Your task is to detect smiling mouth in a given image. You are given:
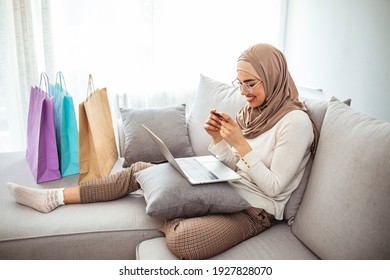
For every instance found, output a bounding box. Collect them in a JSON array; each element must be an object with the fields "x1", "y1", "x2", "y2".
[{"x1": 246, "y1": 95, "x2": 256, "y2": 102}]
